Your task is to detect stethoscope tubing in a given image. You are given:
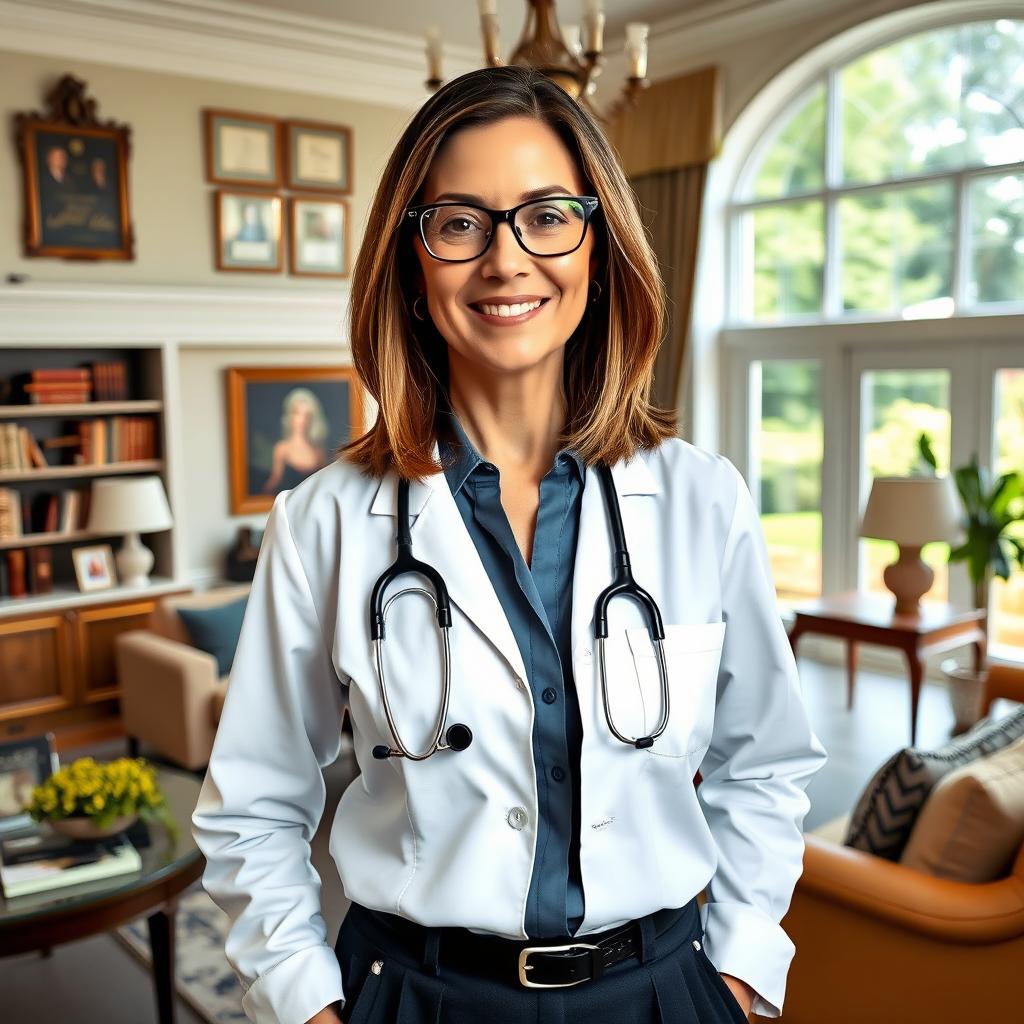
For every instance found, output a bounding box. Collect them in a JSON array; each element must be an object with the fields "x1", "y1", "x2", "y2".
[{"x1": 369, "y1": 461, "x2": 672, "y2": 758}]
